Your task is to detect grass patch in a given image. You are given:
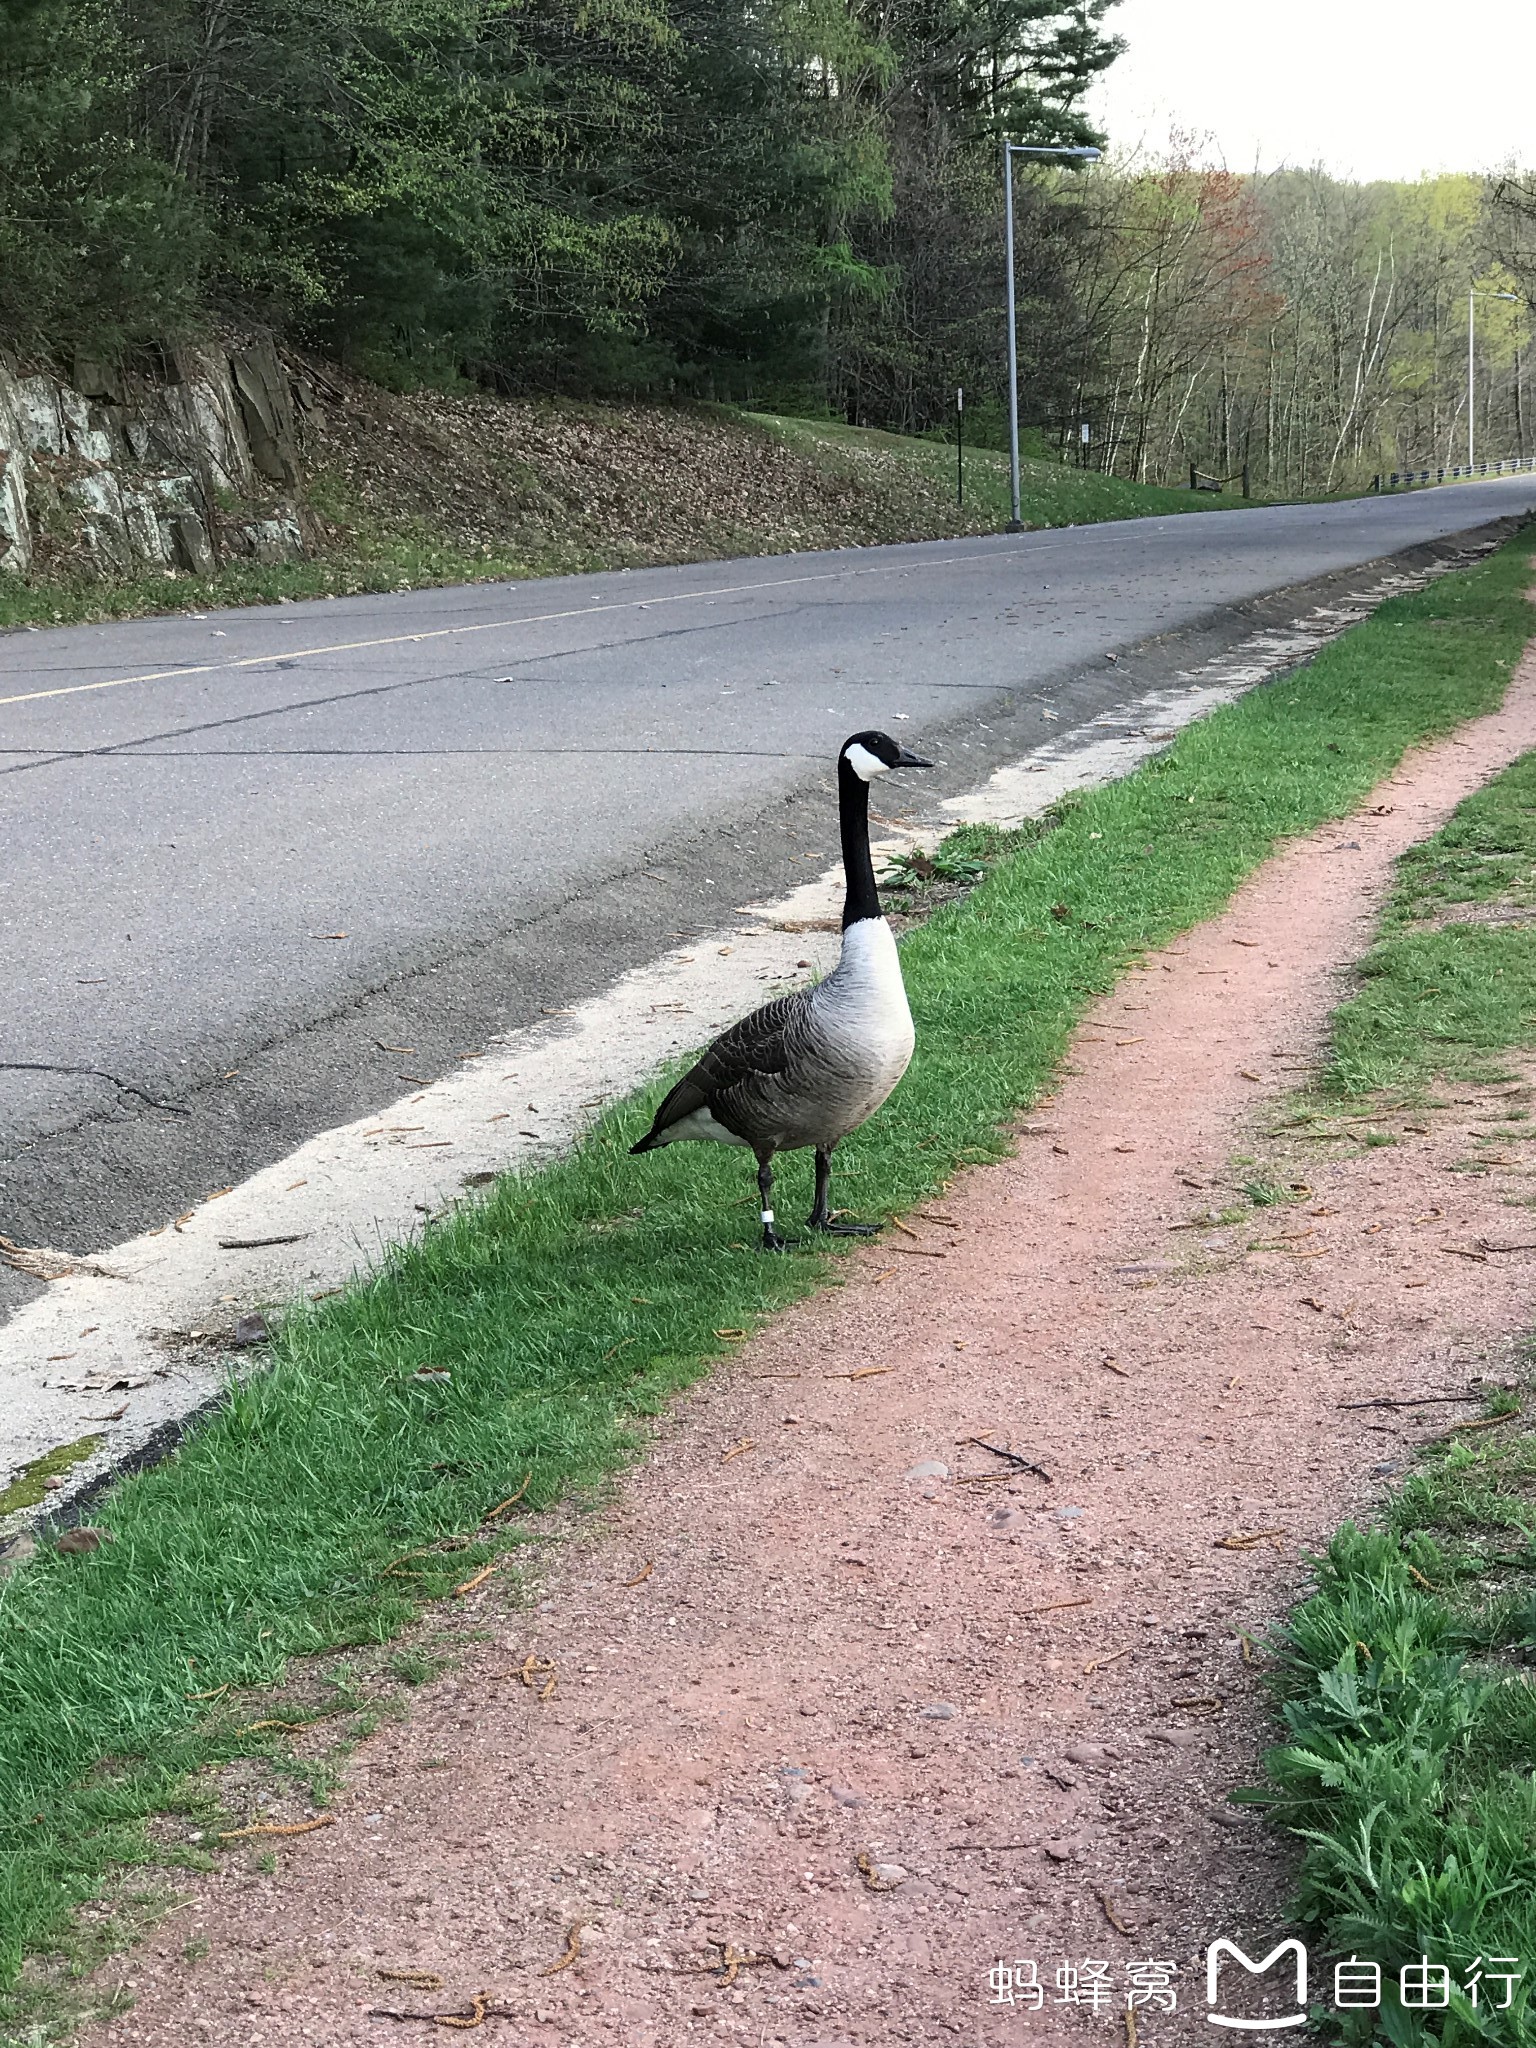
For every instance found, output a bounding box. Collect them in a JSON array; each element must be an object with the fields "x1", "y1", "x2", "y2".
[
  {"x1": 754, "y1": 412, "x2": 1254, "y2": 529},
  {"x1": 0, "y1": 481, "x2": 580, "y2": 633},
  {"x1": 1251, "y1": 1423, "x2": 1536, "y2": 2044},
  {"x1": 0, "y1": 1439, "x2": 101, "y2": 1519},
  {"x1": 1, "y1": 526, "x2": 1532, "y2": 2017},
  {"x1": 1332, "y1": 749, "x2": 1536, "y2": 1095}
]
